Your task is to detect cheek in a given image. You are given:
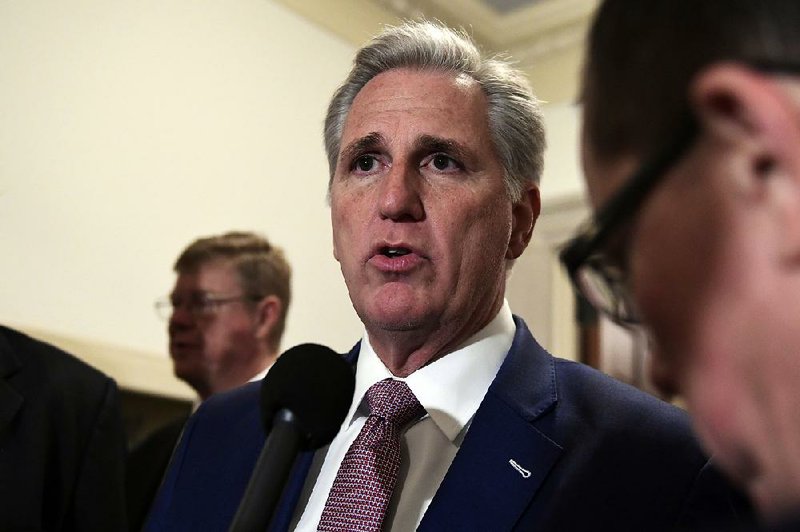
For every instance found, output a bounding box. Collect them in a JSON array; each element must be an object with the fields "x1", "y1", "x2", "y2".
[
  {"x1": 447, "y1": 196, "x2": 508, "y2": 244},
  {"x1": 453, "y1": 206, "x2": 512, "y2": 281},
  {"x1": 684, "y1": 369, "x2": 764, "y2": 488},
  {"x1": 199, "y1": 326, "x2": 222, "y2": 355},
  {"x1": 633, "y1": 202, "x2": 766, "y2": 412},
  {"x1": 628, "y1": 207, "x2": 727, "y2": 390},
  {"x1": 200, "y1": 322, "x2": 235, "y2": 357},
  {"x1": 630, "y1": 190, "x2": 727, "y2": 332},
  {"x1": 331, "y1": 219, "x2": 350, "y2": 268},
  {"x1": 331, "y1": 194, "x2": 364, "y2": 258}
]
